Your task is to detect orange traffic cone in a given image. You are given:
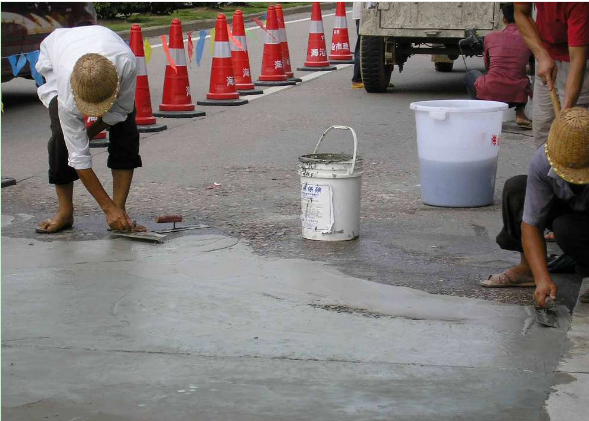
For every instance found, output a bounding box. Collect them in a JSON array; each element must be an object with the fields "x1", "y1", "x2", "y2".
[
  {"x1": 153, "y1": 19, "x2": 206, "y2": 118},
  {"x1": 329, "y1": 3, "x2": 354, "y2": 64},
  {"x1": 255, "y1": 5, "x2": 296, "y2": 87},
  {"x1": 275, "y1": 4, "x2": 301, "y2": 83},
  {"x1": 85, "y1": 116, "x2": 109, "y2": 148},
  {"x1": 230, "y1": 10, "x2": 263, "y2": 95},
  {"x1": 198, "y1": 14, "x2": 248, "y2": 106},
  {"x1": 298, "y1": 2, "x2": 336, "y2": 71},
  {"x1": 129, "y1": 24, "x2": 167, "y2": 132}
]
